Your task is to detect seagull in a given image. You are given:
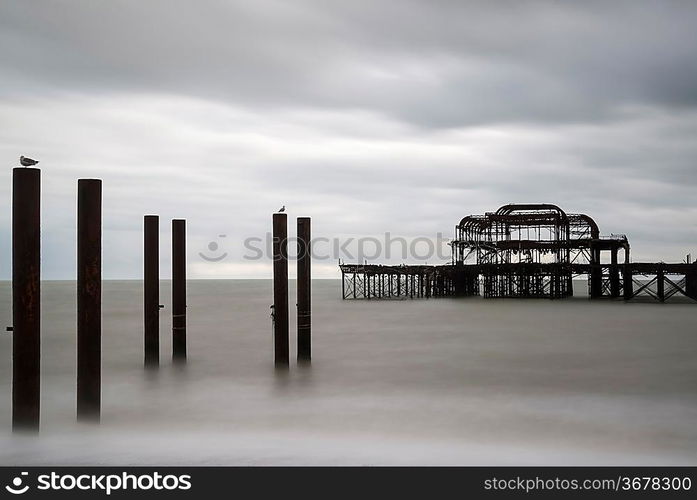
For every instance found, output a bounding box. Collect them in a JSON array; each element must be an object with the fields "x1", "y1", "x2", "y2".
[
  {"x1": 20, "y1": 156, "x2": 39, "y2": 167},
  {"x1": 278, "y1": 205, "x2": 285, "y2": 212}
]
